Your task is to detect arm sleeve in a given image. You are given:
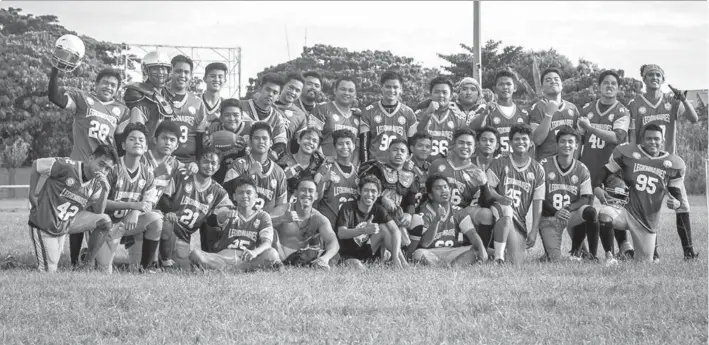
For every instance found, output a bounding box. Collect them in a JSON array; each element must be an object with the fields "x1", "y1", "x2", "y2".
[
  {"x1": 579, "y1": 168, "x2": 592, "y2": 195},
  {"x1": 533, "y1": 167, "x2": 546, "y2": 201},
  {"x1": 257, "y1": 213, "x2": 275, "y2": 243}
]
